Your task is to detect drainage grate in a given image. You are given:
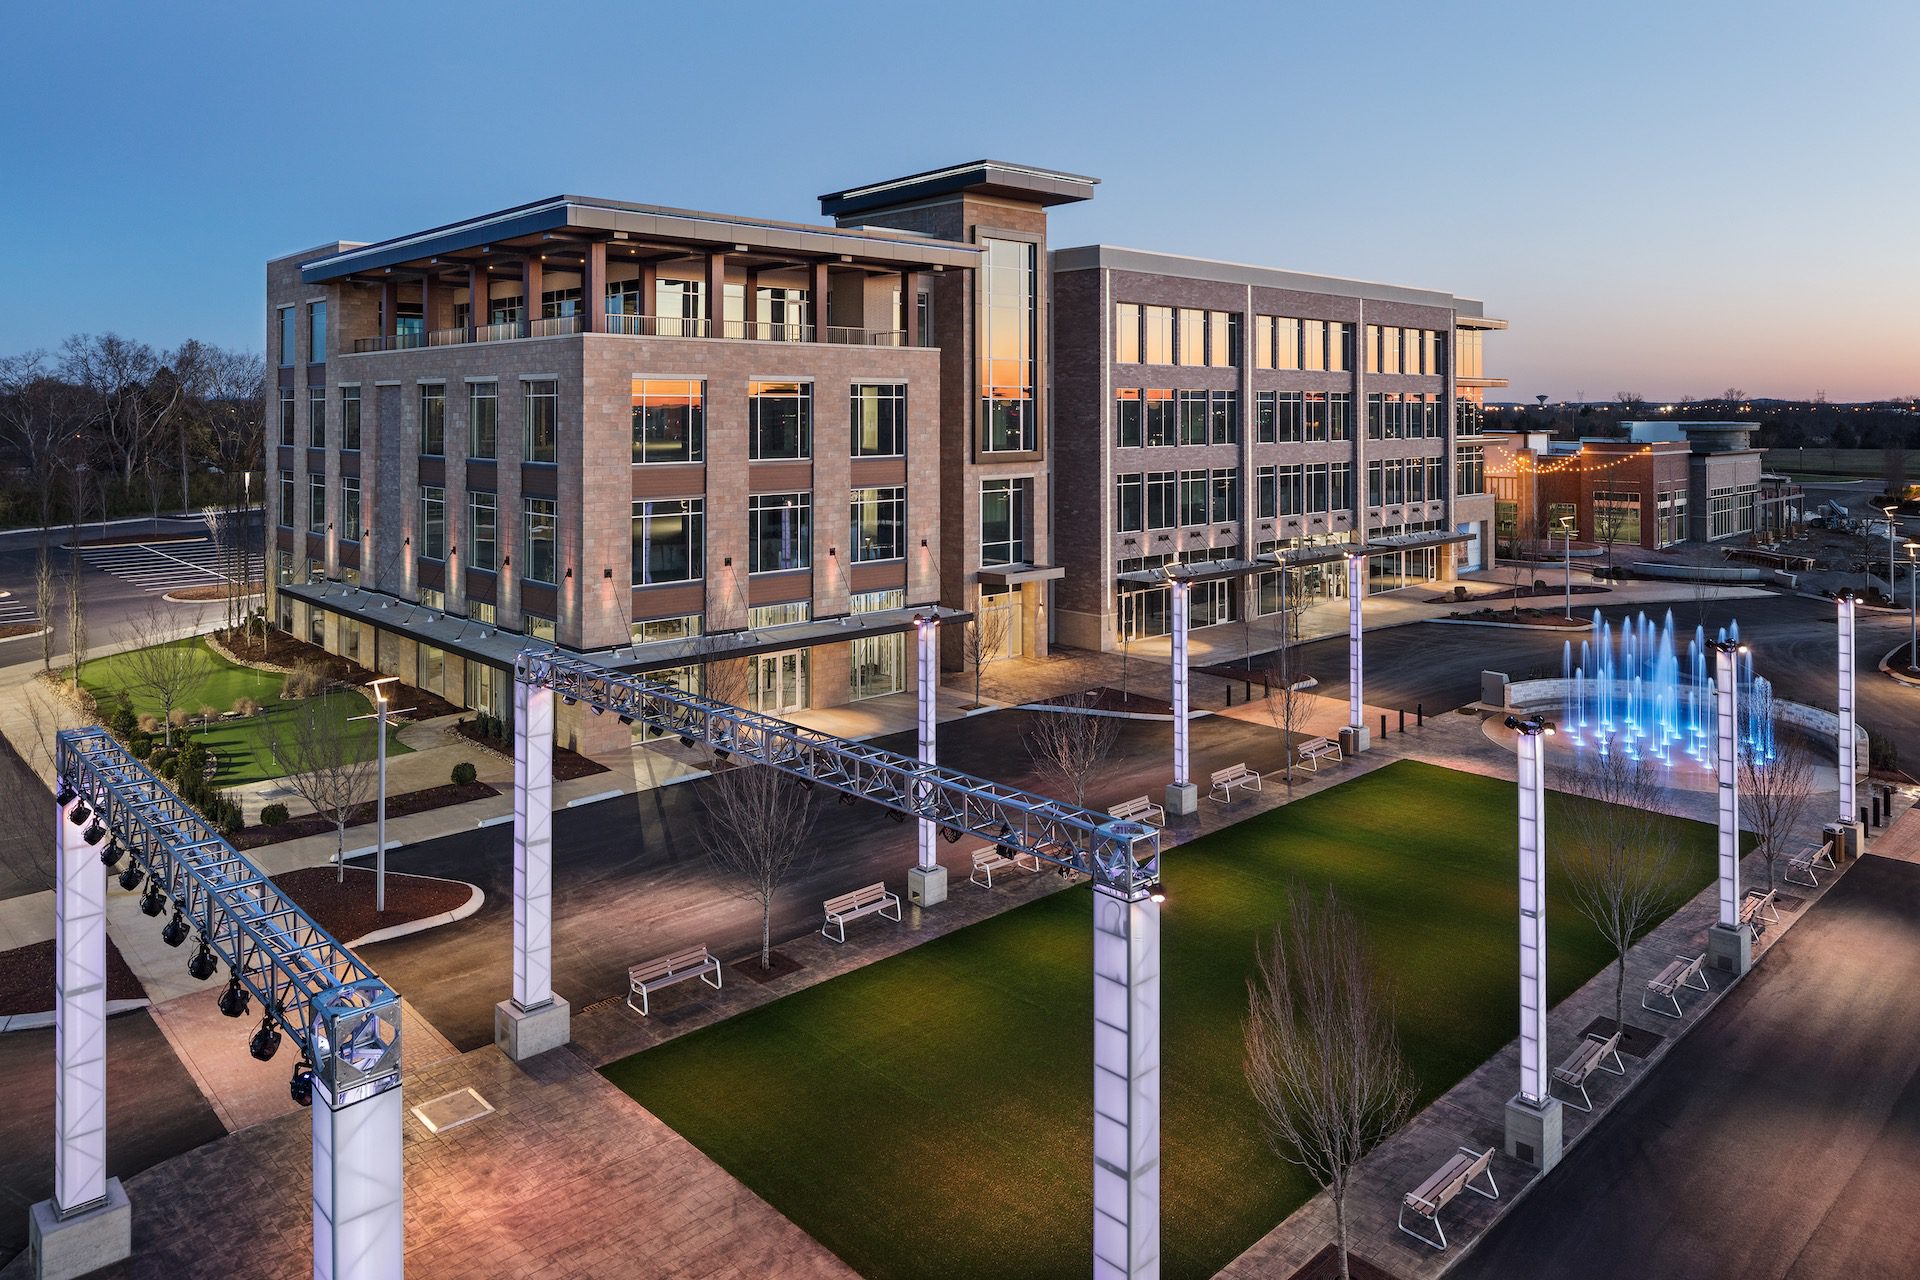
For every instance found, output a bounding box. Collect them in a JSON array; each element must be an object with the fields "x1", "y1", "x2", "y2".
[{"x1": 411, "y1": 1087, "x2": 495, "y2": 1134}]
